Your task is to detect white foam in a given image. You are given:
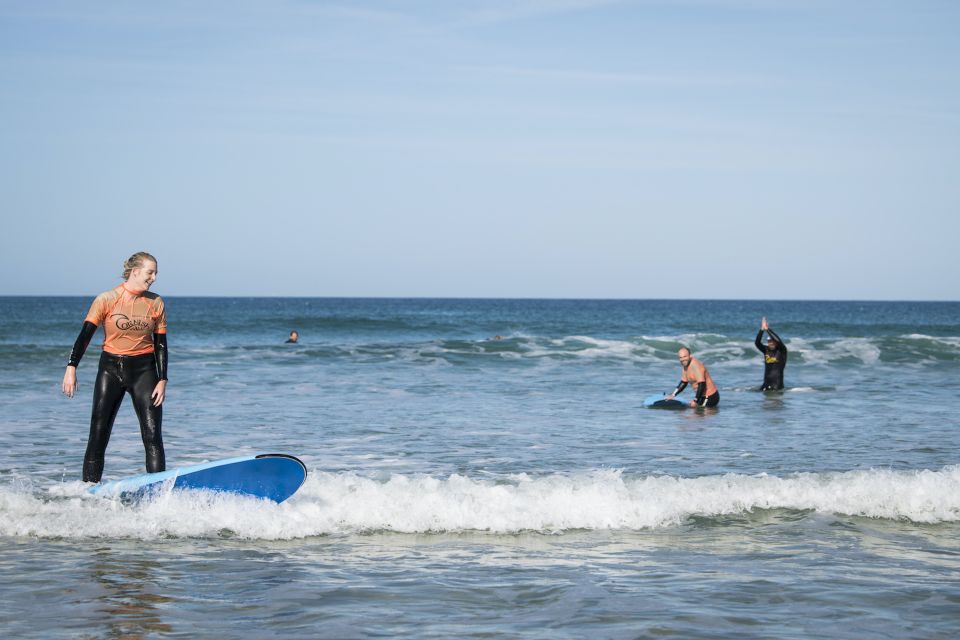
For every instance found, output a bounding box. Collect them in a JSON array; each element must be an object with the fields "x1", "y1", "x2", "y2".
[
  {"x1": 3, "y1": 466, "x2": 958, "y2": 540},
  {"x1": 178, "y1": 333, "x2": 952, "y2": 368},
  {"x1": 789, "y1": 337, "x2": 882, "y2": 365},
  {"x1": 522, "y1": 334, "x2": 755, "y2": 364},
  {"x1": 530, "y1": 336, "x2": 653, "y2": 361},
  {"x1": 901, "y1": 334, "x2": 960, "y2": 345},
  {"x1": 899, "y1": 334, "x2": 960, "y2": 353}
]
